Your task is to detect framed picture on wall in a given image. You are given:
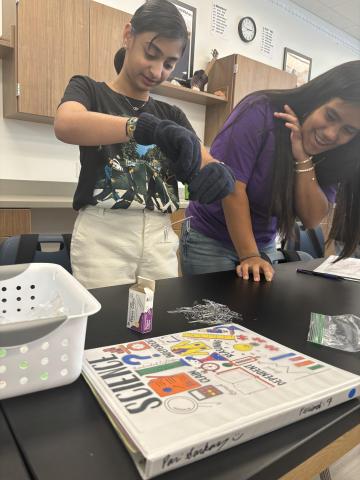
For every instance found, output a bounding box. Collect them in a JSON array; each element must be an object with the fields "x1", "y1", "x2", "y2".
[
  {"x1": 169, "y1": 0, "x2": 196, "y2": 81},
  {"x1": 283, "y1": 48, "x2": 312, "y2": 87}
]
